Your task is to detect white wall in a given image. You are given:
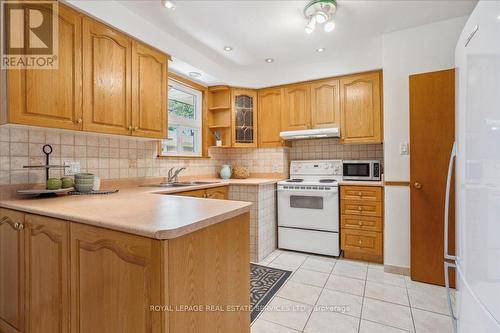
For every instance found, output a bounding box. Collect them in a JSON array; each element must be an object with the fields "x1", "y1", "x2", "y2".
[{"x1": 382, "y1": 16, "x2": 467, "y2": 268}]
